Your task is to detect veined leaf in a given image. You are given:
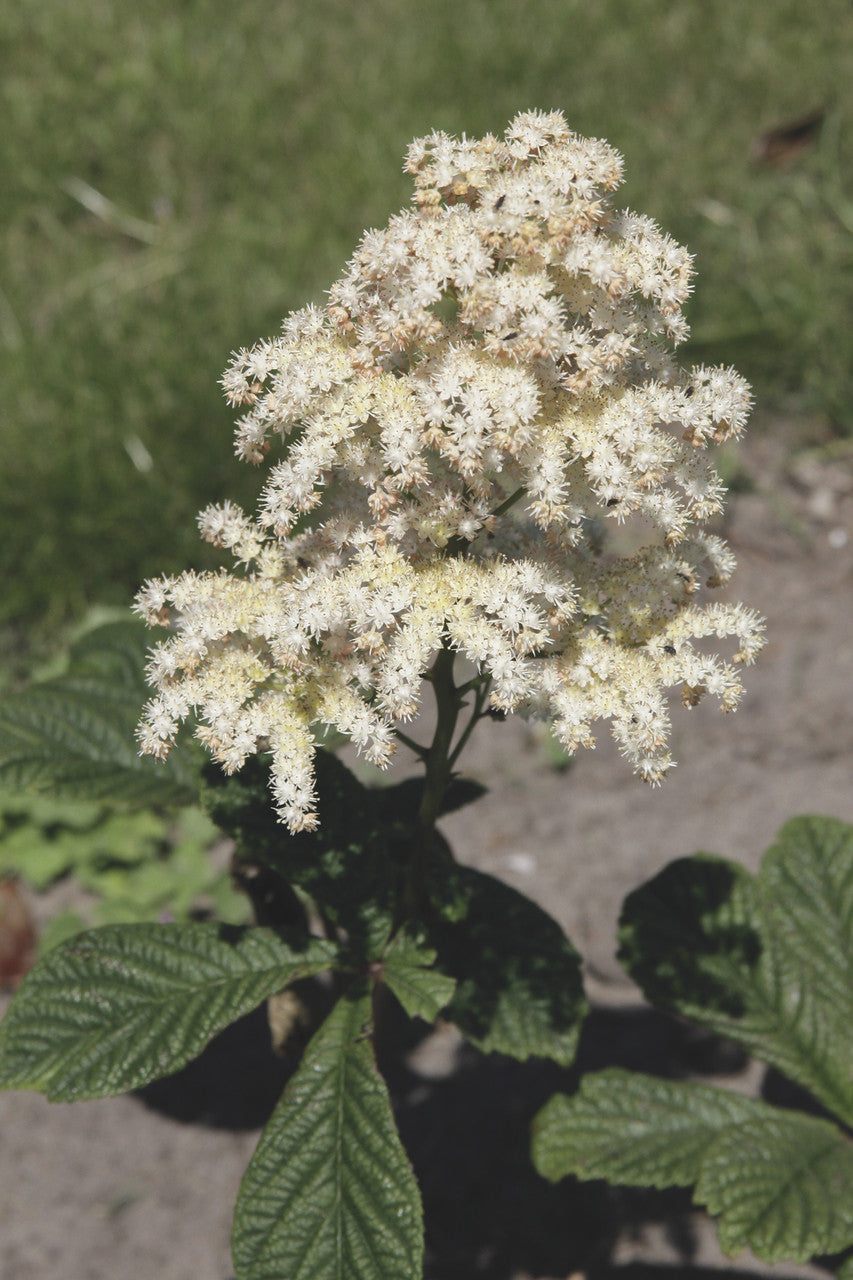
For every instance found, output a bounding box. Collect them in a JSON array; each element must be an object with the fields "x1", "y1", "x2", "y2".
[
  {"x1": 68, "y1": 620, "x2": 161, "y2": 685},
  {"x1": 533, "y1": 1068, "x2": 756, "y2": 1187},
  {"x1": 232, "y1": 991, "x2": 423, "y2": 1280},
  {"x1": 426, "y1": 862, "x2": 587, "y2": 1065},
  {"x1": 0, "y1": 922, "x2": 337, "y2": 1100},
  {"x1": 619, "y1": 816, "x2": 853, "y2": 1125},
  {"x1": 382, "y1": 934, "x2": 456, "y2": 1022},
  {"x1": 698, "y1": 1109, "x2": 853, "y2": 1259},
  {"x1": 533, "y1": 1070, "x2": 853, "y2": 1264},
  {"x1": 0, "y1": 621, "x2": 197, "y2": 805},
  {"x1": 760, "y1": 816, "x2": 853, "y2": 1090}
]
